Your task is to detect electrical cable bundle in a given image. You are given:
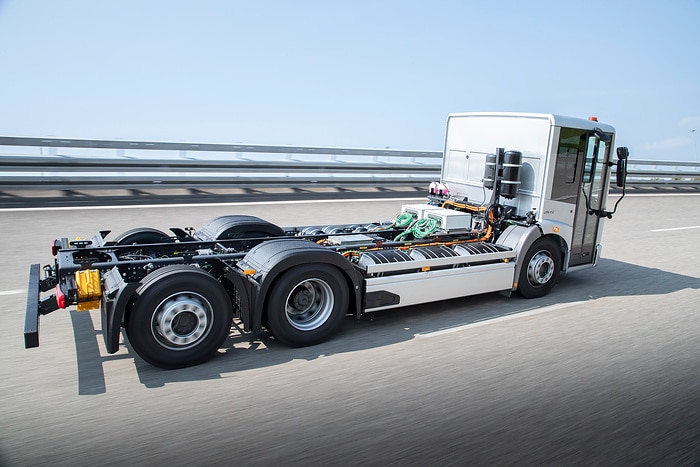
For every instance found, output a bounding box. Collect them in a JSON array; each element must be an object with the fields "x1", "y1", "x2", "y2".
[{"x1": 394, "y1": 217, "x2": 439, "y2": 242}]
